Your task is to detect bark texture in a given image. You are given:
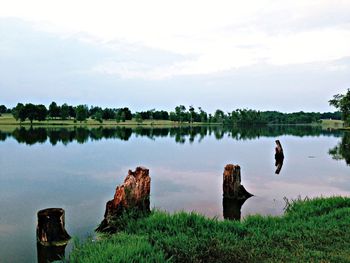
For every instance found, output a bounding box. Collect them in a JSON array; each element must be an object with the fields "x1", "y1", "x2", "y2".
[
  {"x1": 223, "y1": 164, "x2": 252, "y2": 199},
  {"x1": 36, "y1": 208, "x2": 70, "y2": 247},
  {"x1": 97, "y1": 166, "x2": 151, "y2": 232}
]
